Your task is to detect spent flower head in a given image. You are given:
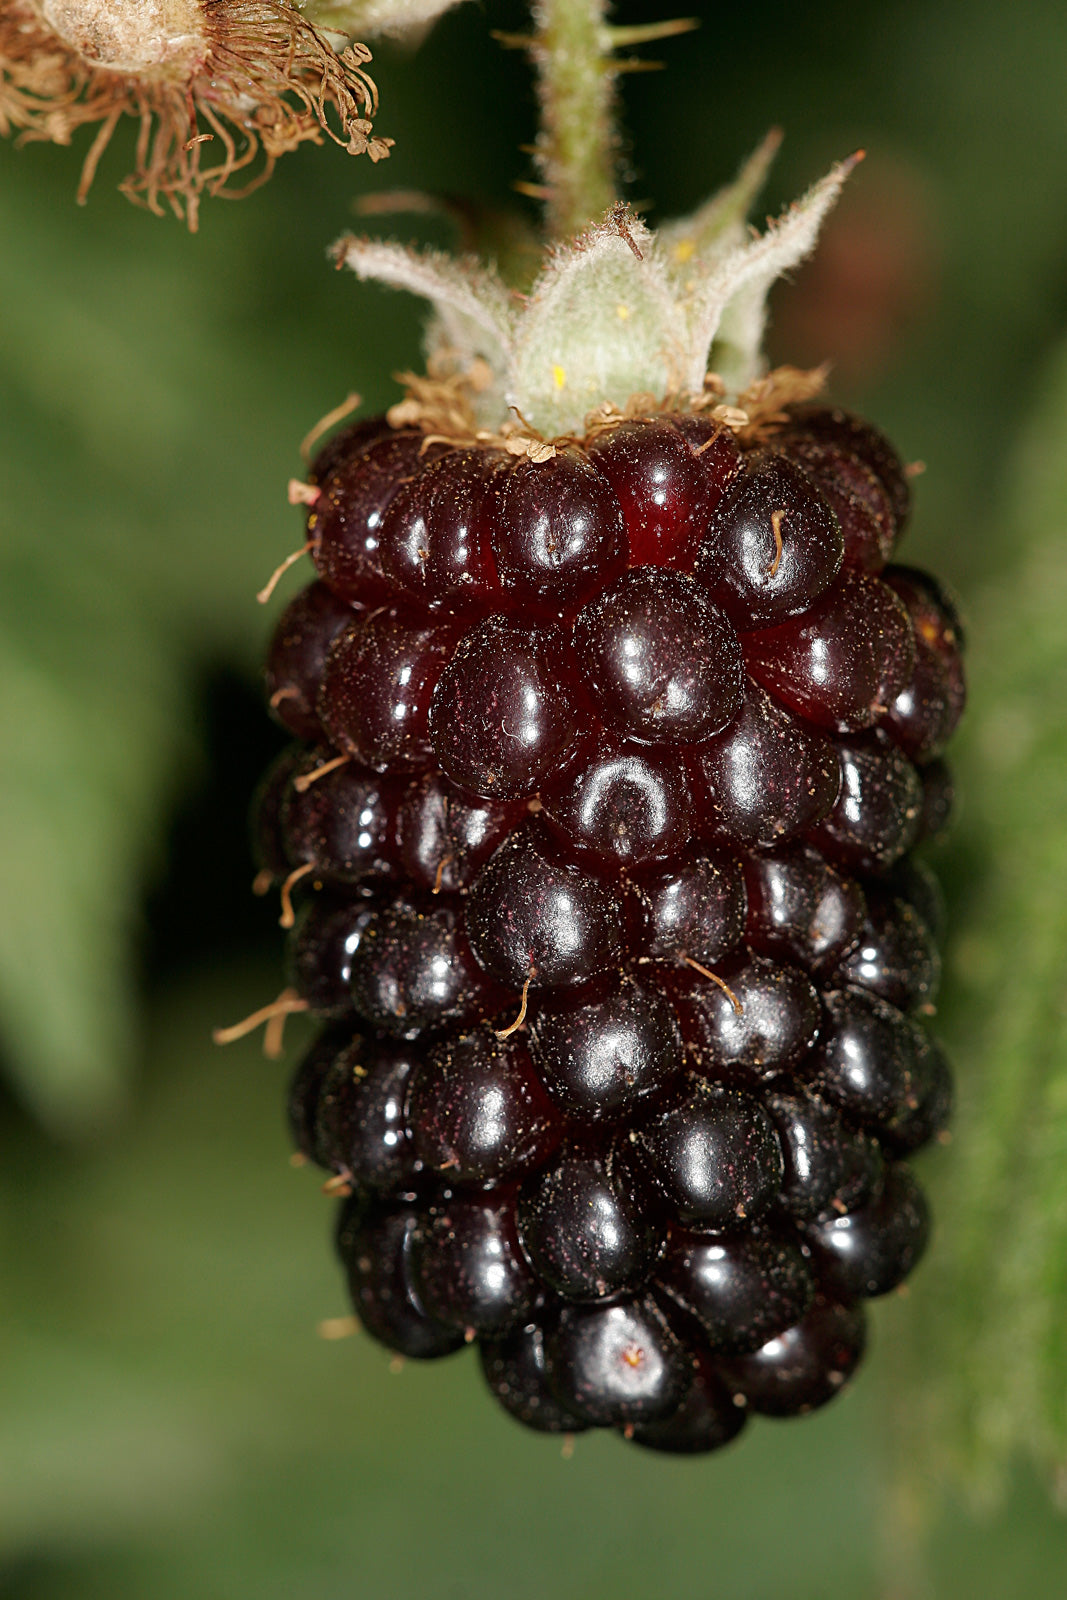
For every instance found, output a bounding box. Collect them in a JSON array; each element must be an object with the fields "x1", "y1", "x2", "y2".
[{"x1": 0, "y1": 0, "x2": 395, "y2": 227}]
